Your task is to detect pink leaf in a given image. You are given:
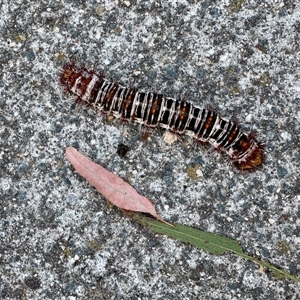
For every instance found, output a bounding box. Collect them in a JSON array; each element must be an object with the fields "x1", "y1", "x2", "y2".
[{"x1": 65, "y1": 147, "x2": 167, "y2": 223}]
